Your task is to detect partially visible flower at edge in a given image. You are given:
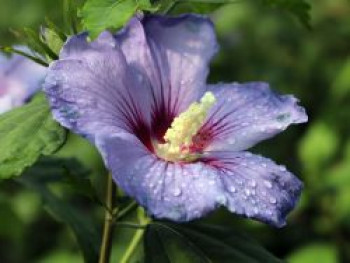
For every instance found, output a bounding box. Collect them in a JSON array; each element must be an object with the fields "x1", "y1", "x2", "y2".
[
  {"x1": 44, "y1": 14, "x2": 308, "y2": 227},
  {"x1": 0, "y1": 47, "x2": 47, "y2": 114}
]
